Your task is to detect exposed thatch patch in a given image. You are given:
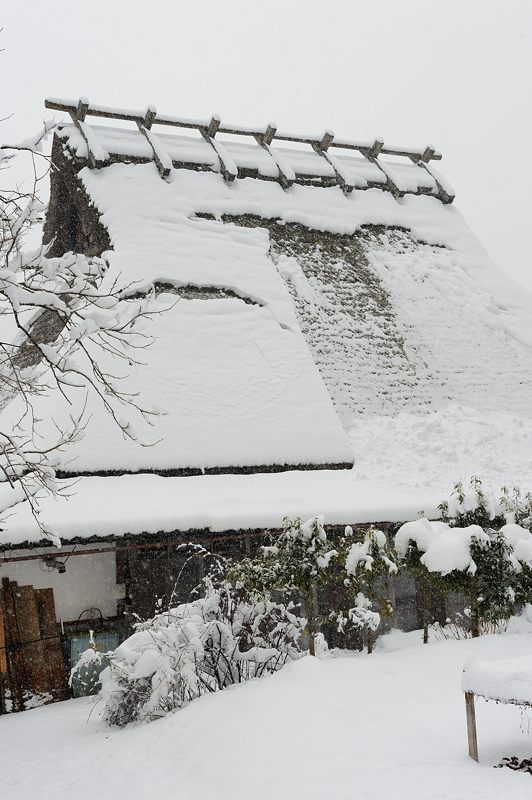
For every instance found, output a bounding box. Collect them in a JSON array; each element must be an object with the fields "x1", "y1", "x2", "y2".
[
  {"x1": 216, "y1": 215, "x2": 424, "y2": 421},
  {"x1": 44, "y1": 137, "x2": 111, "y2": 257}
]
